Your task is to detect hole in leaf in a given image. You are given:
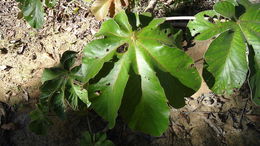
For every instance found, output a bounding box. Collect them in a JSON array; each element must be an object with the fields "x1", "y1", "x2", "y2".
[
  {"x1": 106, "y1": 83, "x2": 111, "y2": 86},
  {"x1": 116, "y1": 43, "x2": 128, "y2": 53},
  {"x1": 204, "y1": 14, "x2": 210, "y2": 18},
  {"x1": 219, "y1": 16, "x2": 225, "y2": 20},
  {"x1": 106, "y1": 49, "x2": 109, "y2": 52},
  {"x1": 208, "y1": 17, "x2": 215, "y2": 24},
  {"x1": 94, "y1": 90, "x2": 101, "y2": 96},
  {"x1": 167, "y1": 33, "x2": 172, "y2": 38}
]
